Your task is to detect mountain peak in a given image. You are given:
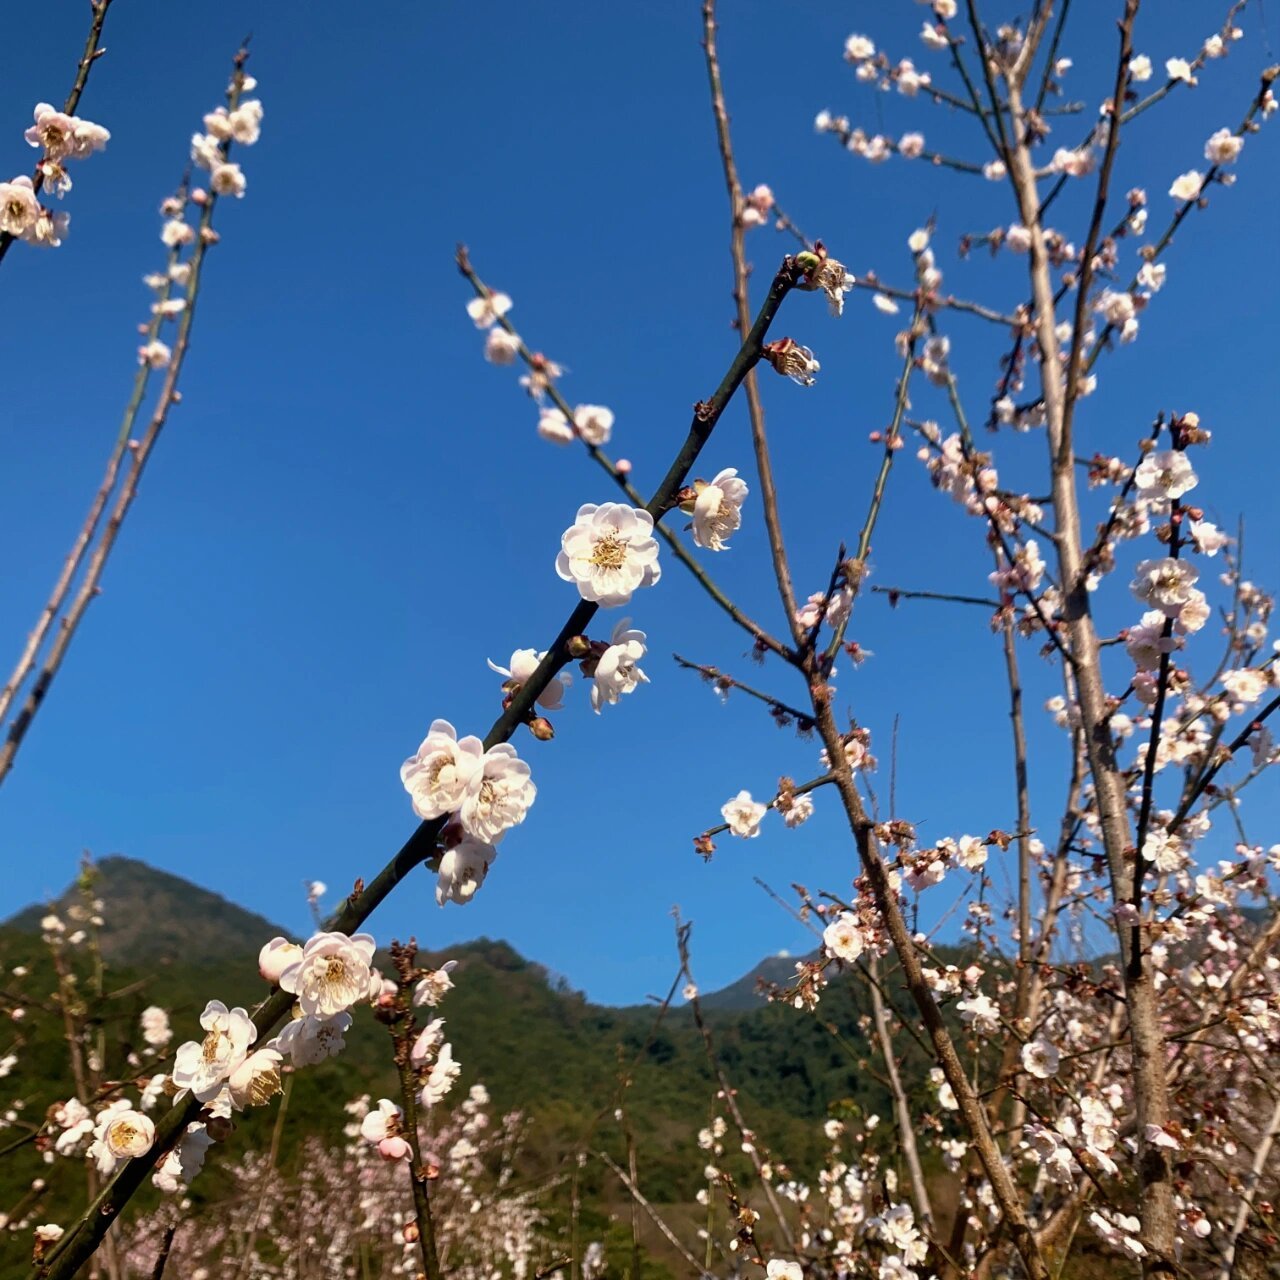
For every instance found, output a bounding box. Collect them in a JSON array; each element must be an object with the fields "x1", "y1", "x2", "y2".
[{"x1": 4, "y1": 854, "x2": 288, "y2": 969}]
